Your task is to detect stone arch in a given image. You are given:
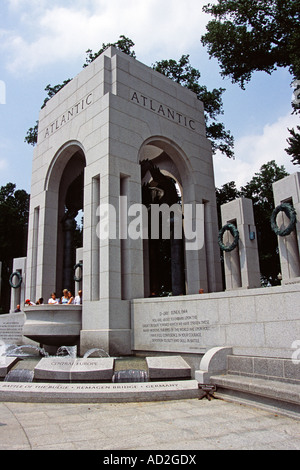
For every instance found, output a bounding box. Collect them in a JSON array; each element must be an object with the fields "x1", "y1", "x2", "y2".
[
  {"x1": 45, "y1": 140, "x2": 86, "y2": 192},
  {"x1": 139, "y1": 137, "x2": 194, "y2": 297},
  {"x1": 44, "y1": 141, "x2": 86, "y2": 296},
  {"x1": 139, "y1": 136, "x2": 194, "y2": 202}
]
